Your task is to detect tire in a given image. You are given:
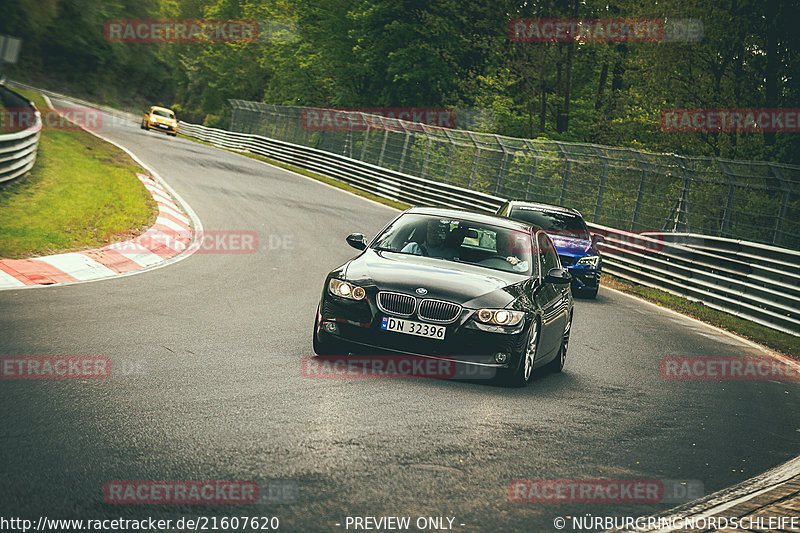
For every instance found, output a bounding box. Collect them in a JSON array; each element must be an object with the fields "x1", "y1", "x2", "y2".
[
  {"x1": 545, "y1": 313, "x2": 571, "y2": 373},
  {"x1": 312, "y1": 309, "x2": 345, "y2": 356},
  {"x1": 142, "y1": 121, "x2": 149, "y2": 130},
  {"x1": 501, "y1": 319, "x2": 539, "y2": 388}
]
